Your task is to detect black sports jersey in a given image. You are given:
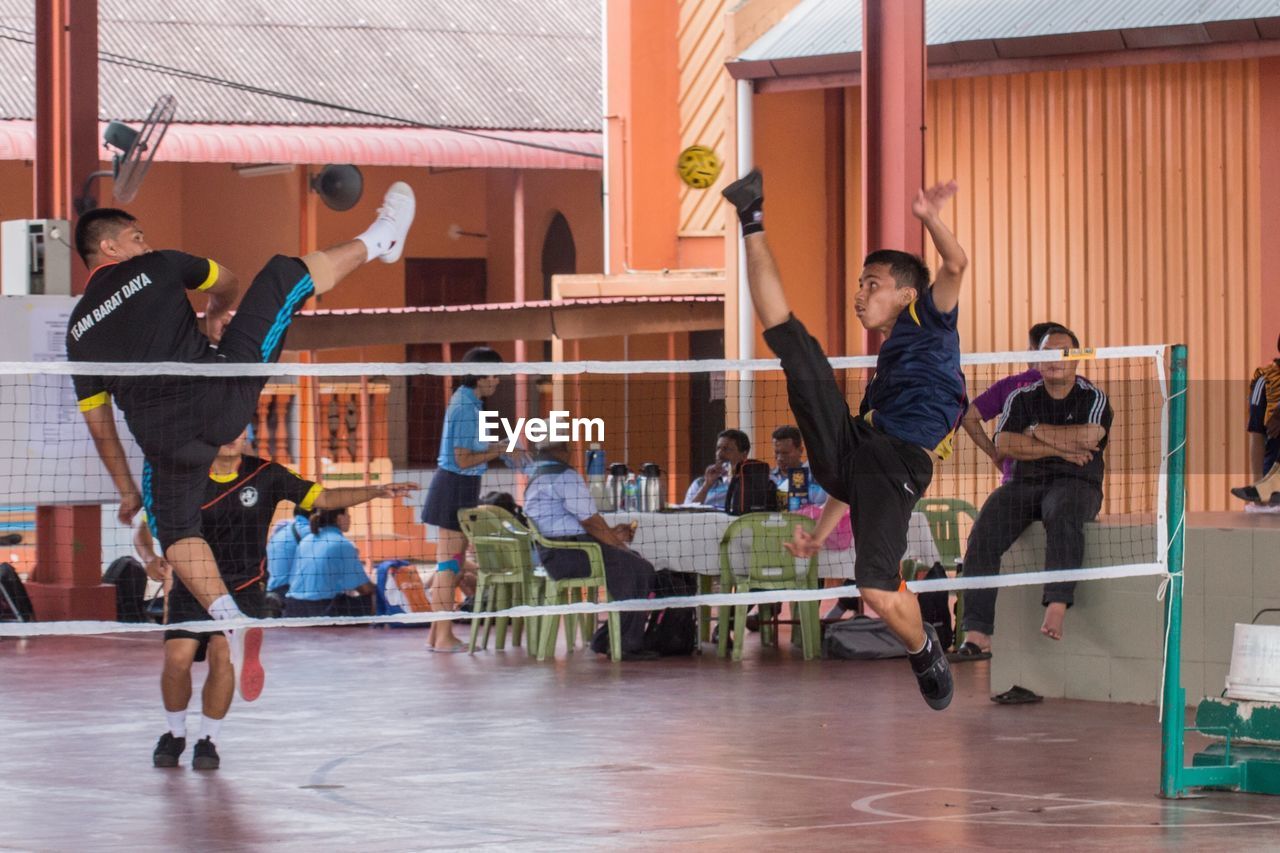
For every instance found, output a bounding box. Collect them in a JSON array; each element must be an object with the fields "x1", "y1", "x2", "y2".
[
  {"x1": 858, "y1": 287, "x2": 967, "y2": 458},
  {"x1": 200, "y1": 454, "x2": 321, "y2": 587},
  {"x1": 997, "y1": 377, "x2": 1113, "y2": 487},
  {"x1": 66, "y1": 250, "x2": 220, "y2": 415}
]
